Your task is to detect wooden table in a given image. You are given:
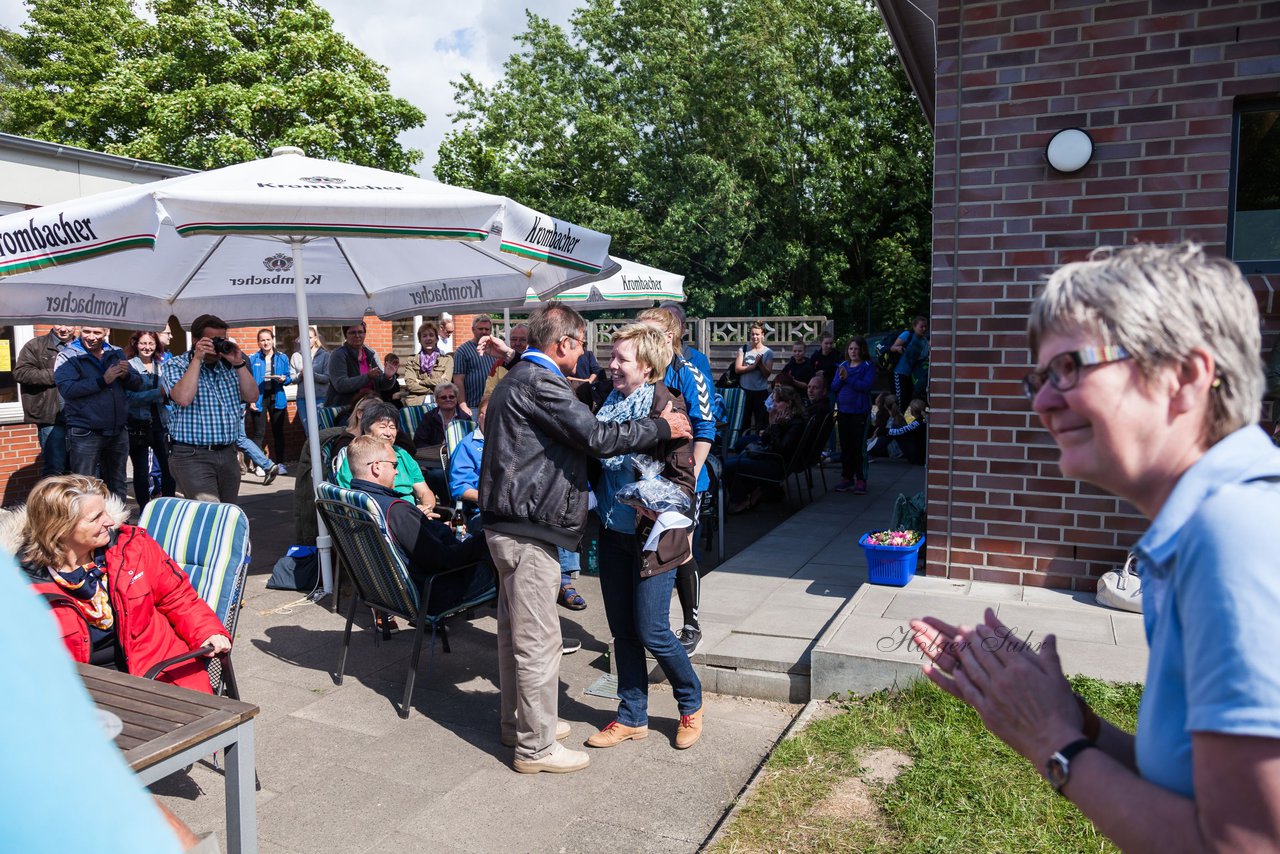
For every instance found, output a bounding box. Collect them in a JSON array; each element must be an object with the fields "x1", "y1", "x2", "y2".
[{"x1": 79, "y1": 664, "x2": 260, "y2": 854}]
